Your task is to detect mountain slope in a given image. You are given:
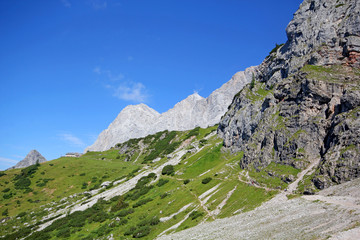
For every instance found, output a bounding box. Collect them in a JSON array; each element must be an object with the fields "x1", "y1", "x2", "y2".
[{"x1": 85, "y1": 67, "x2": 255, "y2": 152}]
